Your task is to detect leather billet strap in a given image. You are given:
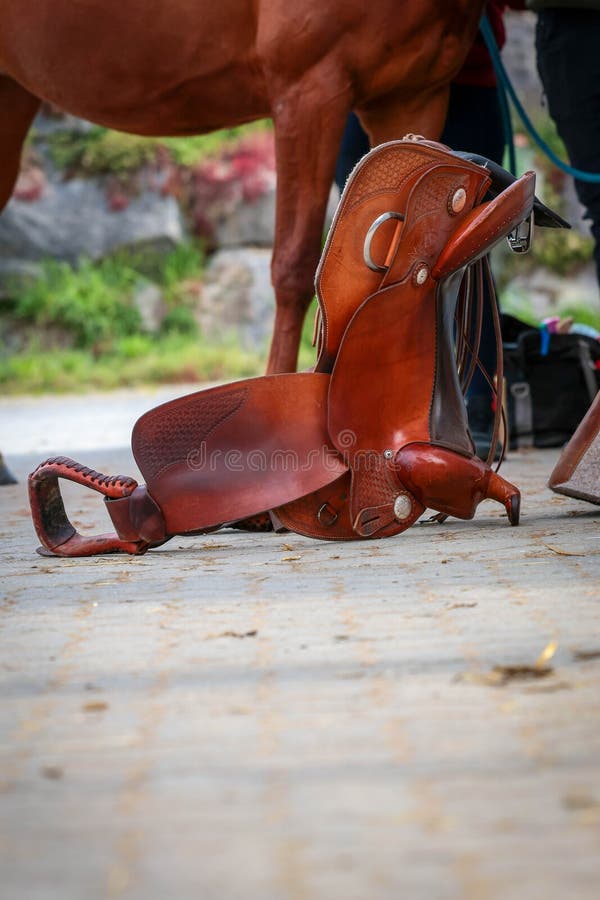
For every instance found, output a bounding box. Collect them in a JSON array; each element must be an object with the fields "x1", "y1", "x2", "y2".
[{"x1": 28, "y1": 456, "x2": 166, "y2": 556}]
